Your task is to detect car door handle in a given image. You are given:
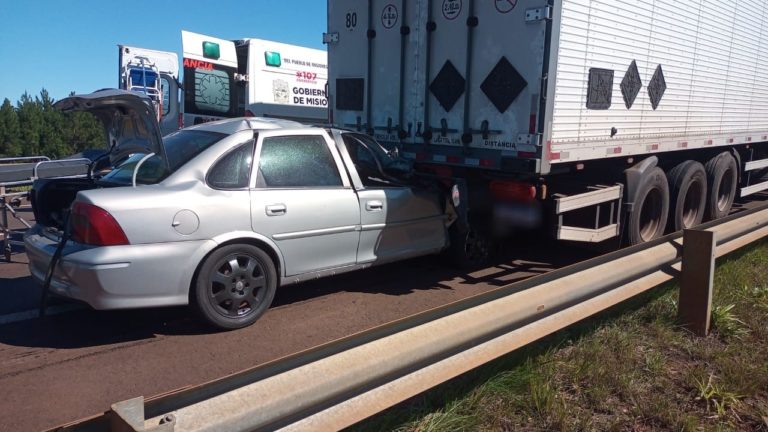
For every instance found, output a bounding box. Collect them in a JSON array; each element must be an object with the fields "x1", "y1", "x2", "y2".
[
  {"x1": 265, "y1": 204, "x2": 287, "y2": 216},
  {"x1": 365, "y1": 200, "x2": 384, "y2": 211}
]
